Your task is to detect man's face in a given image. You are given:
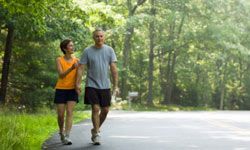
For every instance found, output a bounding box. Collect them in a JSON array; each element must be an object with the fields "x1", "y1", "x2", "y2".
[{"x1": 93, "y1": 31, "x2": 105, "y2": 46}]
